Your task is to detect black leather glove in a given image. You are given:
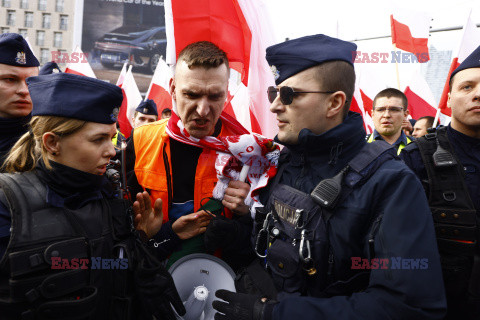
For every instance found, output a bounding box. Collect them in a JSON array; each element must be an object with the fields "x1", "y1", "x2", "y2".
[
  {"x1": 134, "y1": 252, "x2": 186, "y2": 320},
  {"x1": 212, "y1": 289, "x2": 277, "y2": 320},
  {"x1": 204, "y1": 215, "x2": 239, "y2": 253}
]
